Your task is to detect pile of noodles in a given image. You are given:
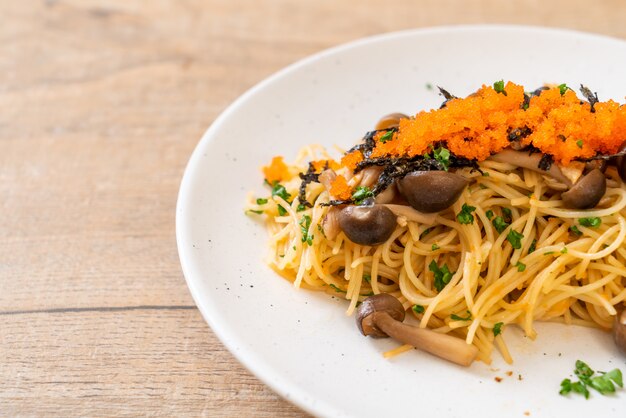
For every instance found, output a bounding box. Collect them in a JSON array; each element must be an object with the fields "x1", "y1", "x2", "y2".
[{"x1": 247, "y1": 144, "x2": 626, "y2": 364}]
